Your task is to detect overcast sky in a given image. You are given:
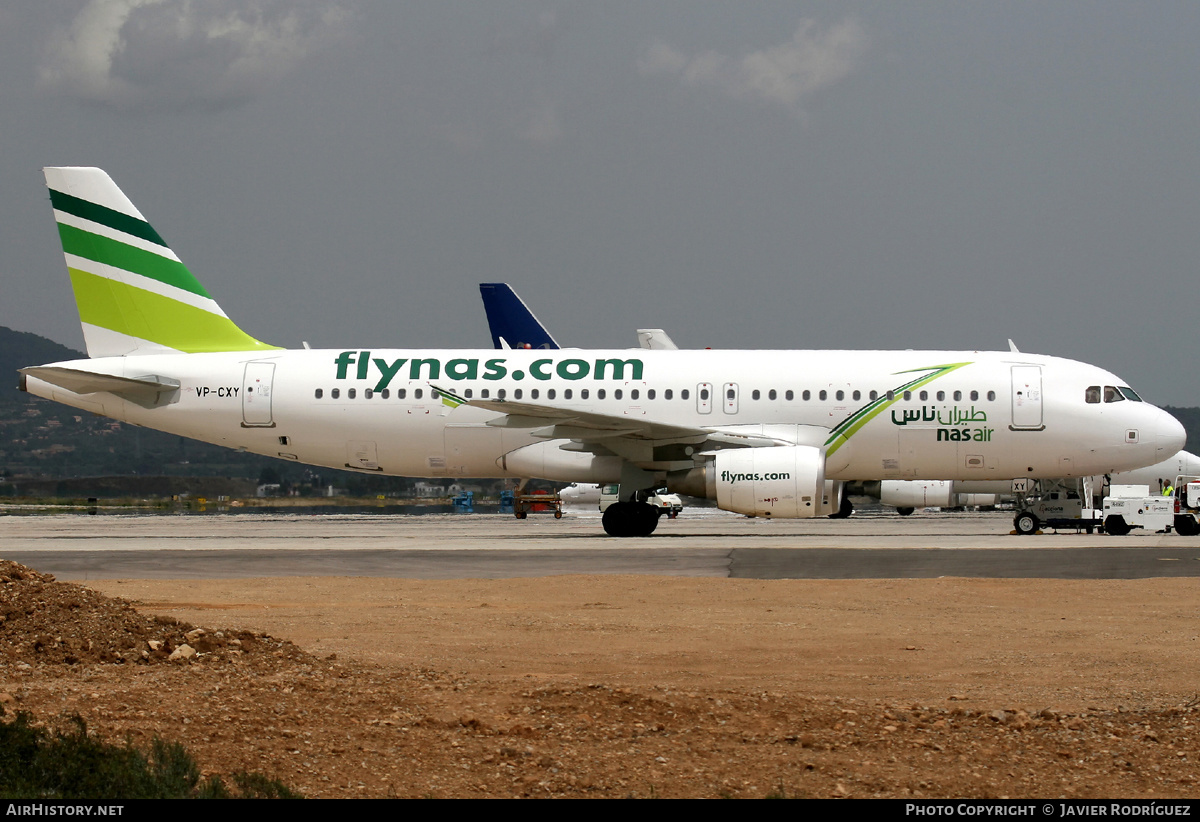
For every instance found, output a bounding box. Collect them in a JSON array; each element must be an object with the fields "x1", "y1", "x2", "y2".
[{"x1": 3, "y1": 2, "x2": 1198, "y2": 404}]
